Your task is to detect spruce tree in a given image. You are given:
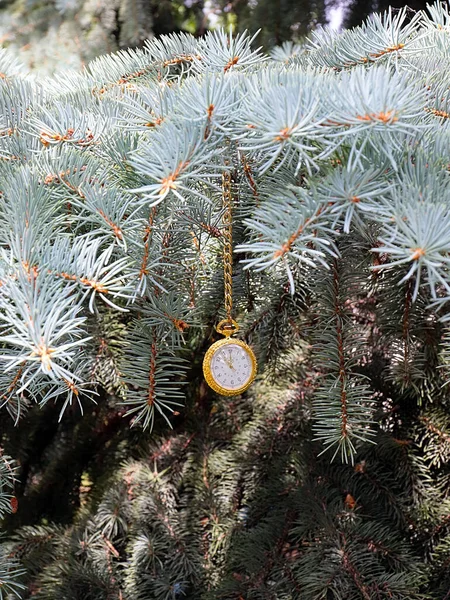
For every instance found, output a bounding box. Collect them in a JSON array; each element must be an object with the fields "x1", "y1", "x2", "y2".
[{"x1": 1, "y1": 4, "x2": 450, "y2": 598}]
